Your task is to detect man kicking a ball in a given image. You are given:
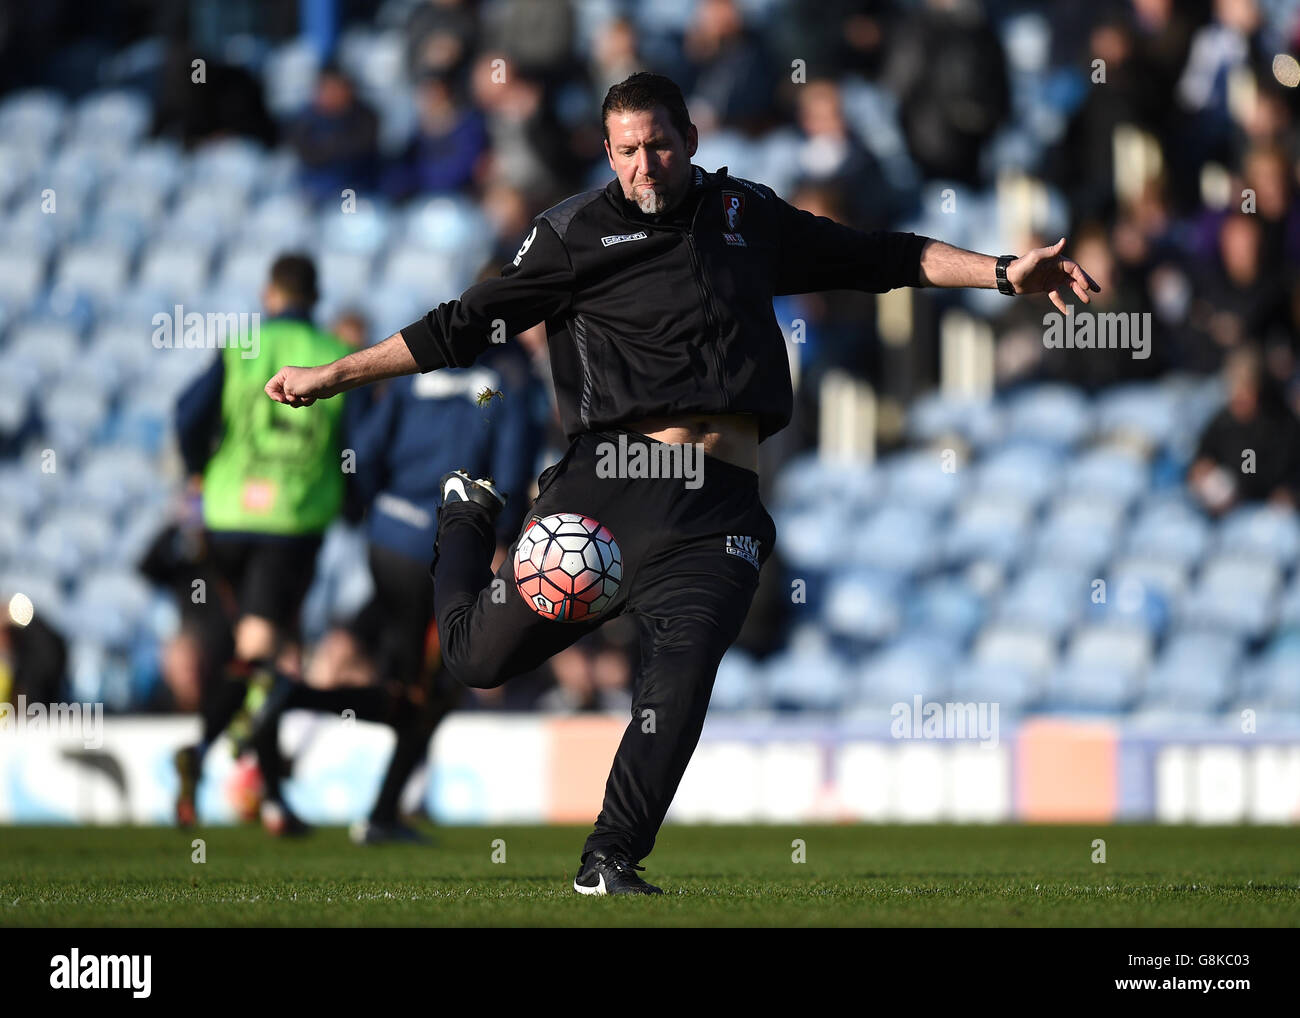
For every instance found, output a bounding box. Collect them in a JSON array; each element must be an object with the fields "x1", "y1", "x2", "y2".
[{"x1": 265, "y1": 72, "x2": 1098, "y2": 894}]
